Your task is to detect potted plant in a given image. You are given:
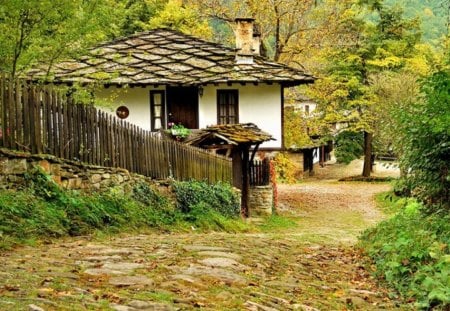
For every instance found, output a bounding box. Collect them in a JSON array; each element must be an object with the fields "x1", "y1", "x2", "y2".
[{"x1": 169, "y1": 123, "x2": 191, "y2": 141}]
